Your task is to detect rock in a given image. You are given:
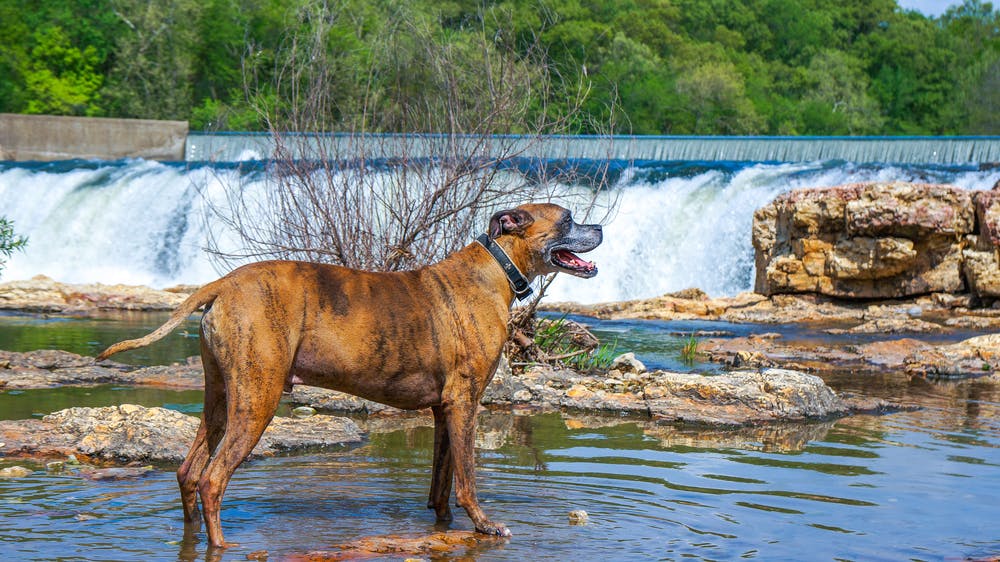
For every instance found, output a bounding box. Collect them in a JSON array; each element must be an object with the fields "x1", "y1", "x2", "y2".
[
  {"x1": 288, "y1": 385, "x2": 400, "y2": 414},
  {"x1": 78, "y1": 466, "x2": 155, "y2": 481},
  {"x1": 290, "y1": 531, "x2": 506, "y2": 561},
  {"x1": 824, "y1": 317, "x2": 944, "y2": 335},
  {"x1": 0, "y1": 275, "x2": 195, "y2": 312},
  {"x1": 0, "y1": 350, "x2": 205, "y2": 390},
  {"x1": 482, "y1": 365, "x2": 866, "y2": 425},
  {"x1": 0, "y1": 465, "x2": 33, "y2": 478},
  {"x1": 291, "y1": 406, "x2": 316, "y2": 418},
  {"x1": 568, "y1": 510, "x2": 589, "y2": 525},
  {"x1": 962, "y1": 243, "x2": 1000, "y2": 298},
  {"x1": 701, "y1": 333, "x2": 1000, "y2": 379},
  {"x1": 754, "y1": 182, "x2": 975, "y2": 299},
  {"x1": 610, "y1": 352, "x2": 646, "y2": 374},
  {"x1": 643, "y1": 369, "x2": 848, "y2": 425},
  {"x1": 0, "y1": 404, "x2": 363, "y2": 463}
]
